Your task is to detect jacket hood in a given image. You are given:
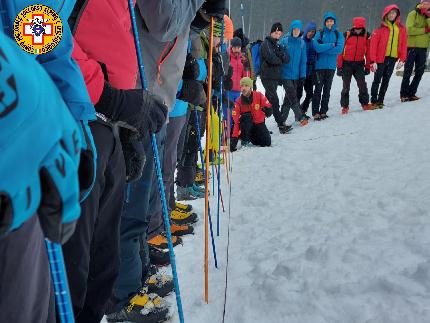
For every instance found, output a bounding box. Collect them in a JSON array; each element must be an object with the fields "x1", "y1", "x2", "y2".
[
  {"x1": 290, "y1": 20, "x2": 303, "y2": 33},
  {"x1": 382, "y1": 4, "x2": 401, "y2": 24},
  {"x1": 323, "y1": 11, "x2": 337, "y2": 31},
  {"x1": 352, "y1": 17, "x2": 366, "y2": 29},
  {"x1": 303, "y1": 22, "x2": 317, "y2": 40}
]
